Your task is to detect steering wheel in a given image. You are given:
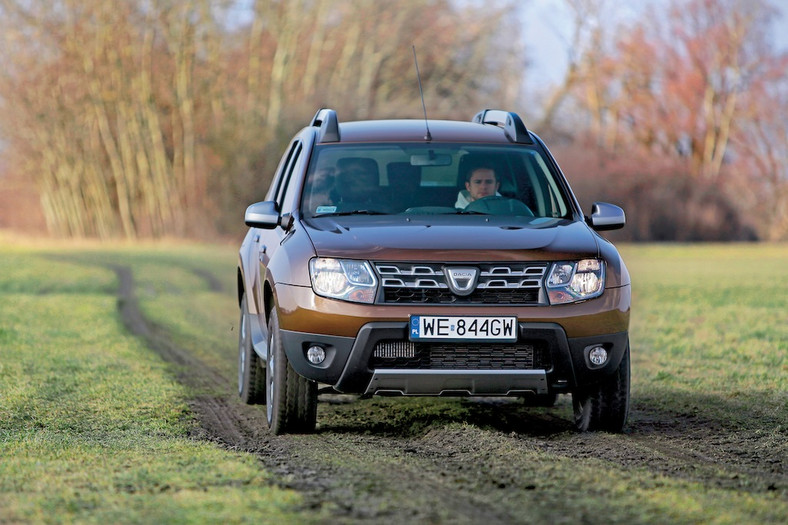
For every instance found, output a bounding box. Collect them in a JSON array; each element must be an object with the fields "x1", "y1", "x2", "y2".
[{"x1": 464, "y1": 195, "x2": 534, "y2": 216}]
